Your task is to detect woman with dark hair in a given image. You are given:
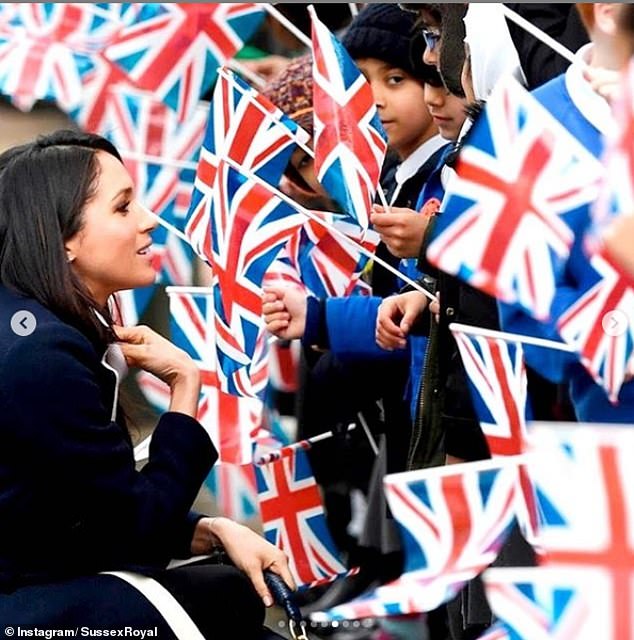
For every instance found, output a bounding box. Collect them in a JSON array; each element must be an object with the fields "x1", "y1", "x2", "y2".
[{"x1": 0, "y1": 130, "x2": 292, "y2": 638}]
